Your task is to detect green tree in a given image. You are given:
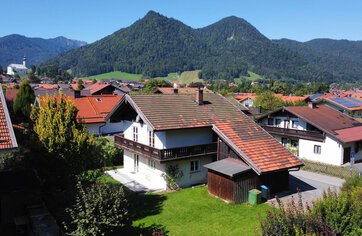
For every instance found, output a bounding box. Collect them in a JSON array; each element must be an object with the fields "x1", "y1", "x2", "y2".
[
  {"x1": 65, "y1": 182, "x2": 130, "y2": 235},
  {"x1": 92, "y1": 78, "x2": 97, "y2": 84},
  {"x1": 254, "y1": 91, "x2": 284, "y2": 112},
  {"x1": 143, "y1": 79, "x2": 171, "y2": 94},
  {"x1": 13, "y1": 79, "x2": 35, "y2": 121},
  {"x1": 77, "y1": 79, "x2": 84, "y2": 90},
  {"x1": 30, "y1": 94, "x2": 97, "y2": 173}
]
